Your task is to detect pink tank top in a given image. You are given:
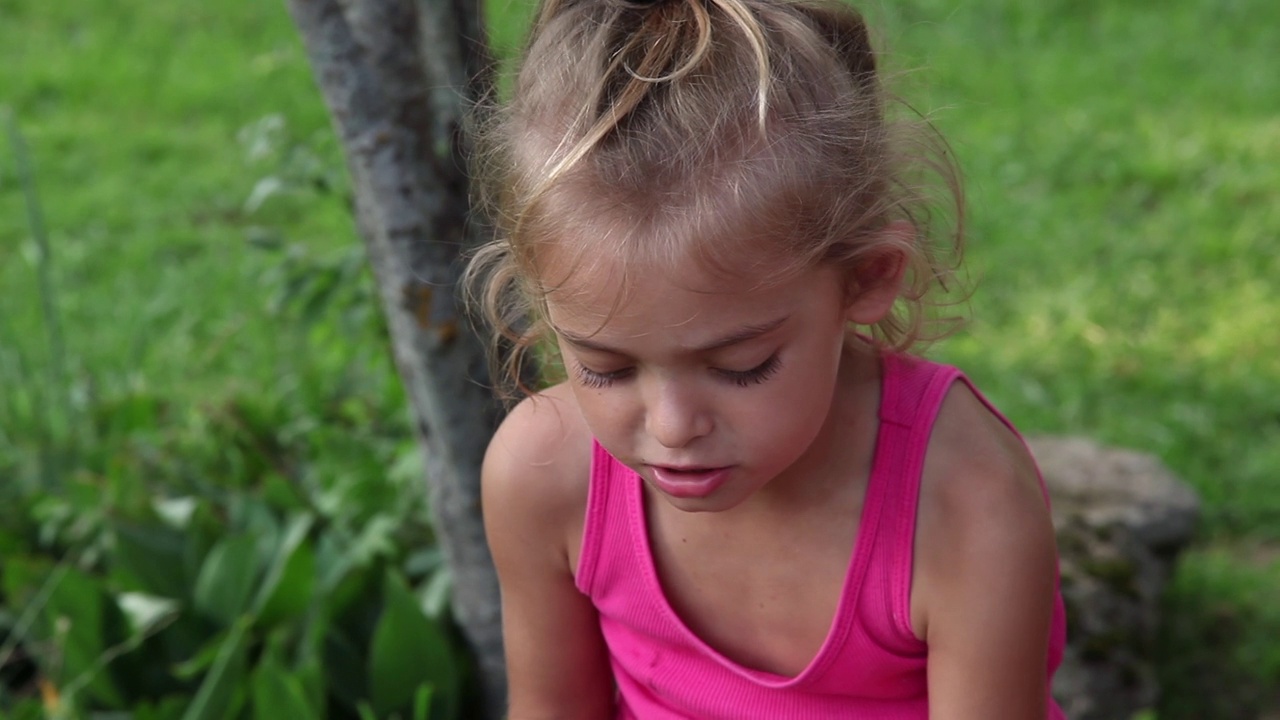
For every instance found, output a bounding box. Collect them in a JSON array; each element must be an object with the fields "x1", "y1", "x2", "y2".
[{"x1": 574, "y1": 353, "x2": 1067, "y2": 719}]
